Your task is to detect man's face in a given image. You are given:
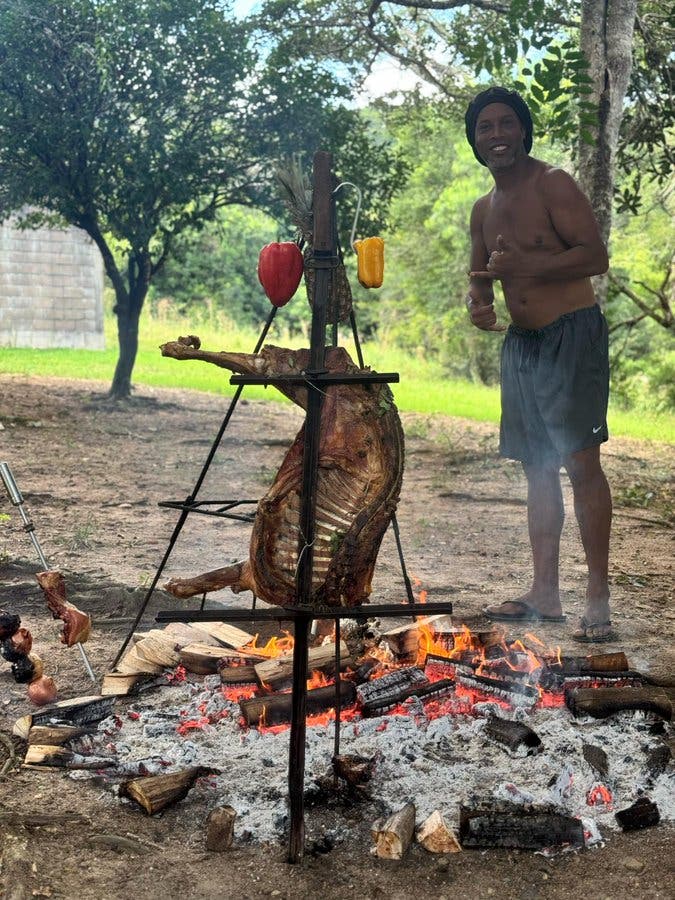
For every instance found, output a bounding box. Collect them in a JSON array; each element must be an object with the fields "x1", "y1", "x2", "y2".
[{"x1": 474, "y1": 102, "x2": 526, "y2": 170}]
